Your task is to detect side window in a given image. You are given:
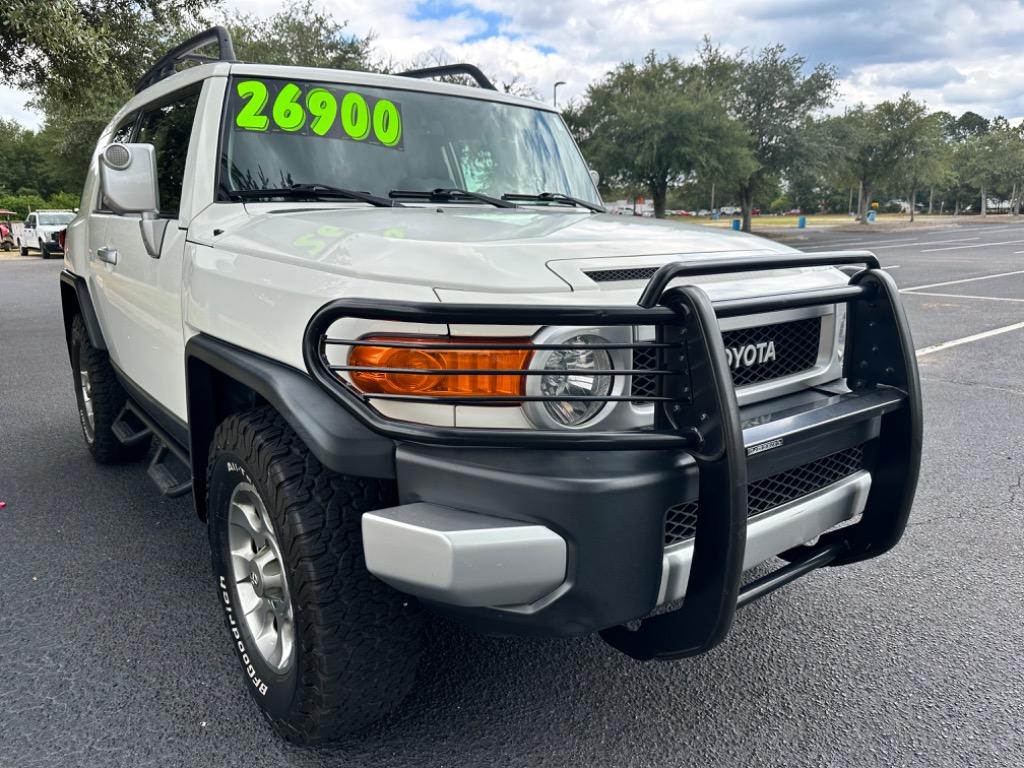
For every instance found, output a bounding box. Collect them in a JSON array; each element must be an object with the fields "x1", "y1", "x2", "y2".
[
  {"x1": 26, "y1": 215, "x2": 34, "y2": 229},
  {"x1": 112, "y1": 113, "x2": 138, "y2": 144},
  {"x1": 136, "y1": 88, "x2": 201, "y2": 216}
]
